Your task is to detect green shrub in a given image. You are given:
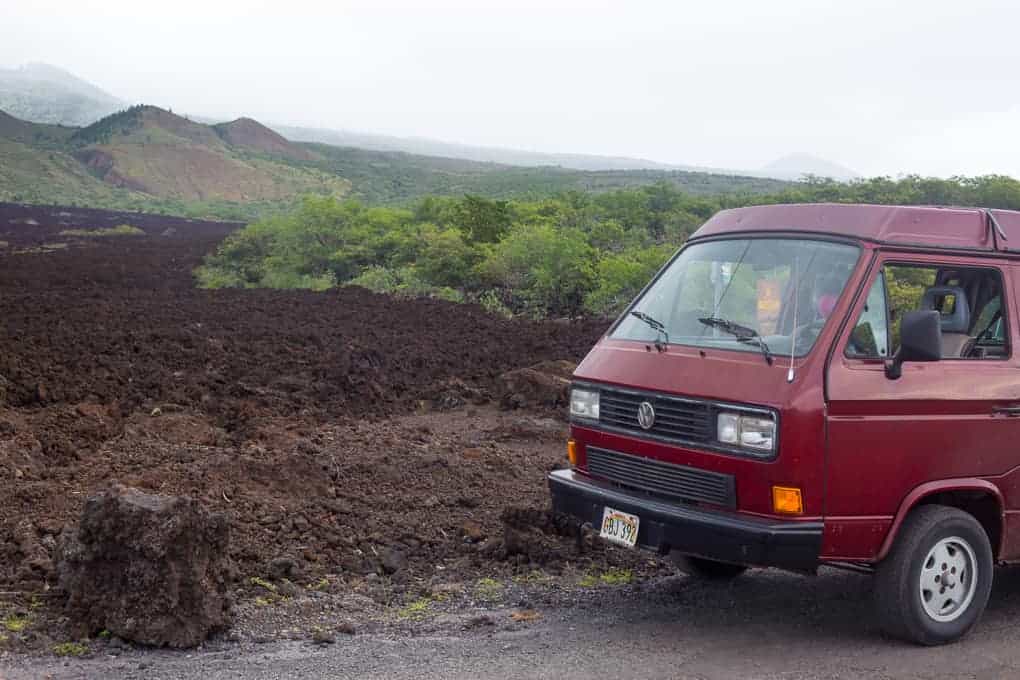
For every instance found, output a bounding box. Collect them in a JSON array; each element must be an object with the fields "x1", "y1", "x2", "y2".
[
  {"x1": 415, "y1": 226, "x2": 482, "y2": 288},
  {"x1": 397, "y1": 597, "x2": 433, "y2": 621},
  {"x1": 259, "y1": 269, "x2": 336, "y2": 291},
  {"x1": 52, "y1": 642, "x2": 88, "y2": 657},
  {"x1": 2, "y1": 614, "x2": 29, "y2": 632},
  {"x1": 478, "y1": 222, "x2": 595, "y2": 316},
  {"x1": 347, "y1": 265, "x2": 400, "y2": 294},
  {"x1": 194, "y1": 177, "x2": 1020, "y2": 319},
  {"x1": 477, "y1": 289, "x2": 513, "y2": 318},
  {"x1": 347, "y1": 265, "x2": 463, "y2": 302},
  {"x1": 59, "y1": 224, "x2": 144, "y2": 238},
  {"x1": 584, "y1": 245, "x2": 673, "y2": 317}
]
